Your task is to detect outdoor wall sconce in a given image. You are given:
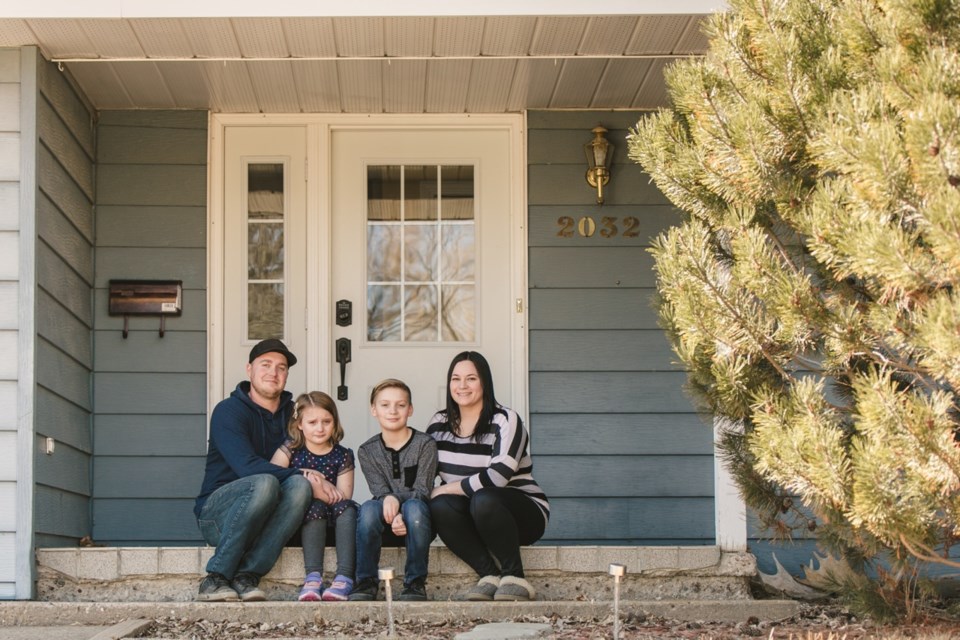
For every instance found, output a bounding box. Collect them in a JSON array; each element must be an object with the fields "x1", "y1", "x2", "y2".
[
  {"x1": 108, "y1": 280, "x2": 183, "y2": 339},
  {"x1": 584, "y1": 125, "x2": 614, "y2": 205}
]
